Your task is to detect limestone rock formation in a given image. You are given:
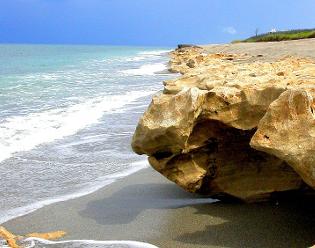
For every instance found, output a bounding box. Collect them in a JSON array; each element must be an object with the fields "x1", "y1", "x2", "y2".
[
  {"x1": 132, "y1": 46, "x2": 315, "y2": 202},
  {"x1": 251, "y1": 89, "x2": 315, "y2": 189},
  {"x1": 0, "y1": 226, "x2": 66, "y2": 248}
]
